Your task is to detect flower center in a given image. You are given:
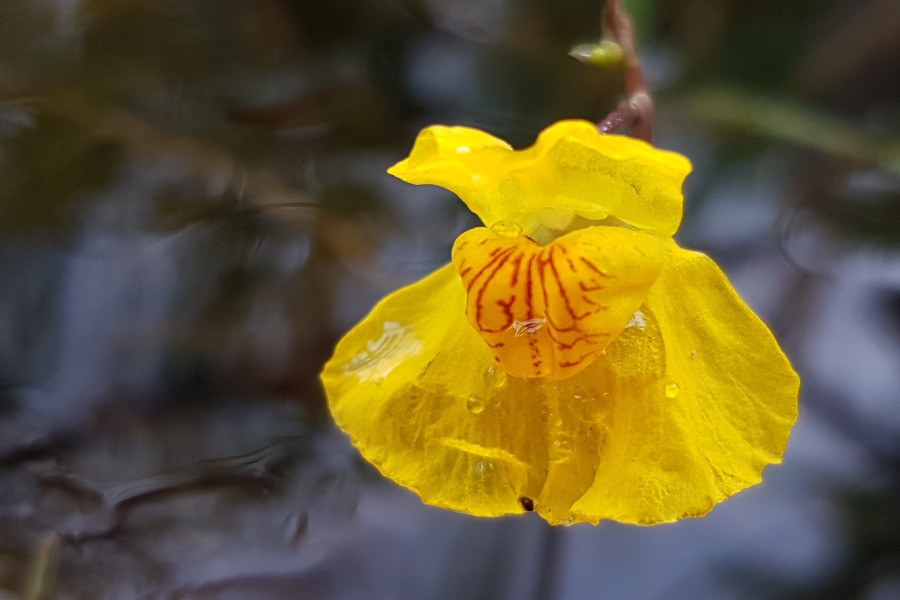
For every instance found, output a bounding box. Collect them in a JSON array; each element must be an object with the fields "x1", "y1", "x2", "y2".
[{"x1": 451, "y1": 223, "x2": 666, "y2": 380}]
